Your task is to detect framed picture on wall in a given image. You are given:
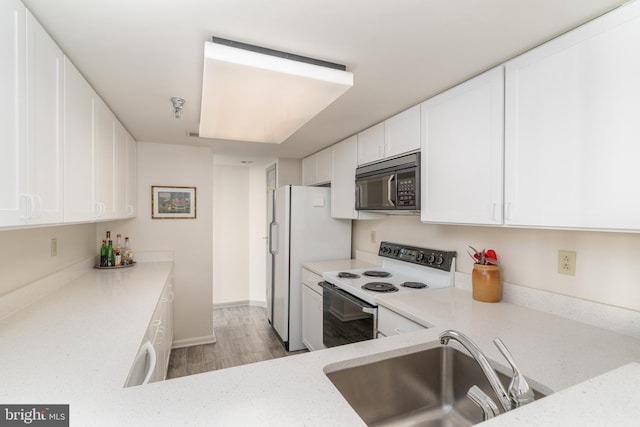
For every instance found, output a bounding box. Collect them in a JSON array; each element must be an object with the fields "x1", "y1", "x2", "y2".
[{"x1": 152, "y1": 186, "x2": 197, "y2": 219}]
